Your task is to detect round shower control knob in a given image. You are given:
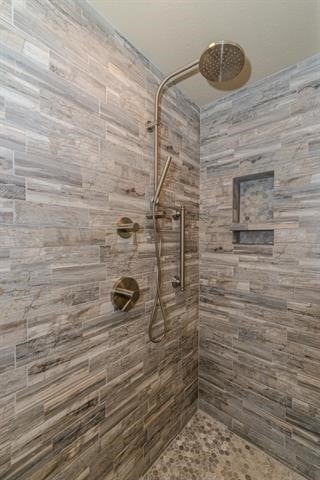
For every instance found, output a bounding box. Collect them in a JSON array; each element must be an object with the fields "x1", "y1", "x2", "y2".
[
  {"x1": 116, "y1": 217, "x2": 139, "y2": 239},
  {"x1": 111, "y1": 277, "x2": 140, "y2": 312}
]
